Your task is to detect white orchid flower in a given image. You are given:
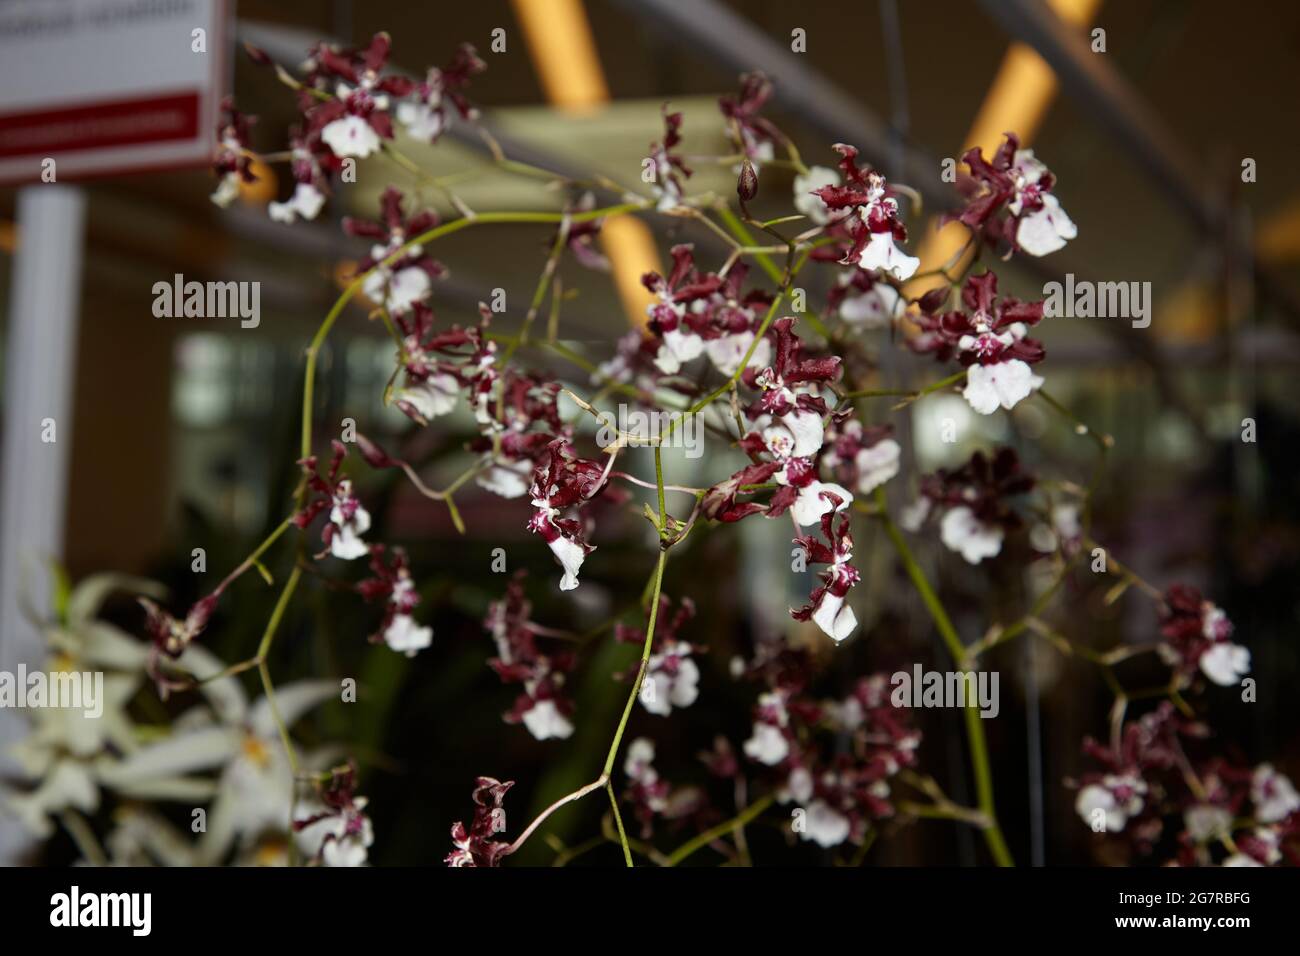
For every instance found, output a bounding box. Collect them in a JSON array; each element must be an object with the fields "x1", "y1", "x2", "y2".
[{"x1": 100, "y1": 675, "x2": 337, "y2": 864}]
